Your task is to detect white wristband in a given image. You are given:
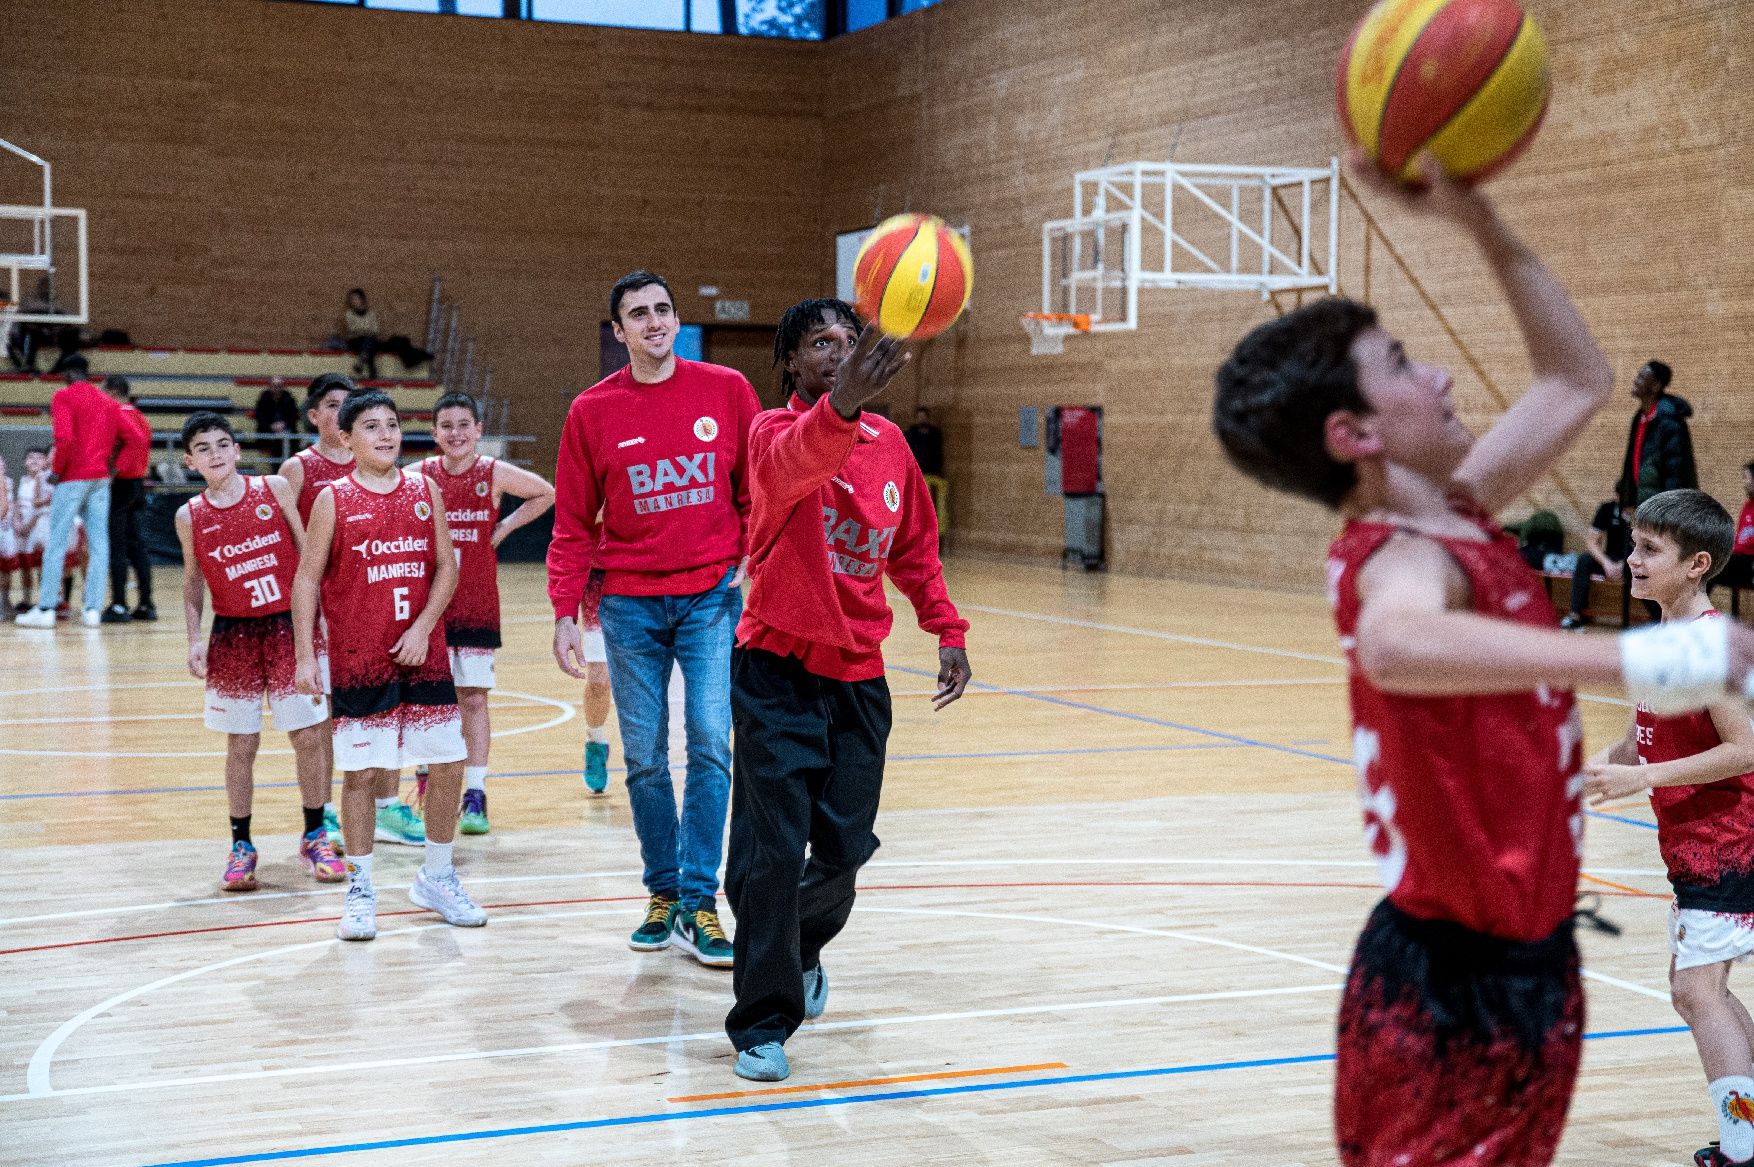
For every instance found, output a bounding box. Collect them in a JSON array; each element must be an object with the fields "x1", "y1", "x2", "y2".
[{"x1": 1620, "y1": 618, "x2": 1730, "y2": 714}]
